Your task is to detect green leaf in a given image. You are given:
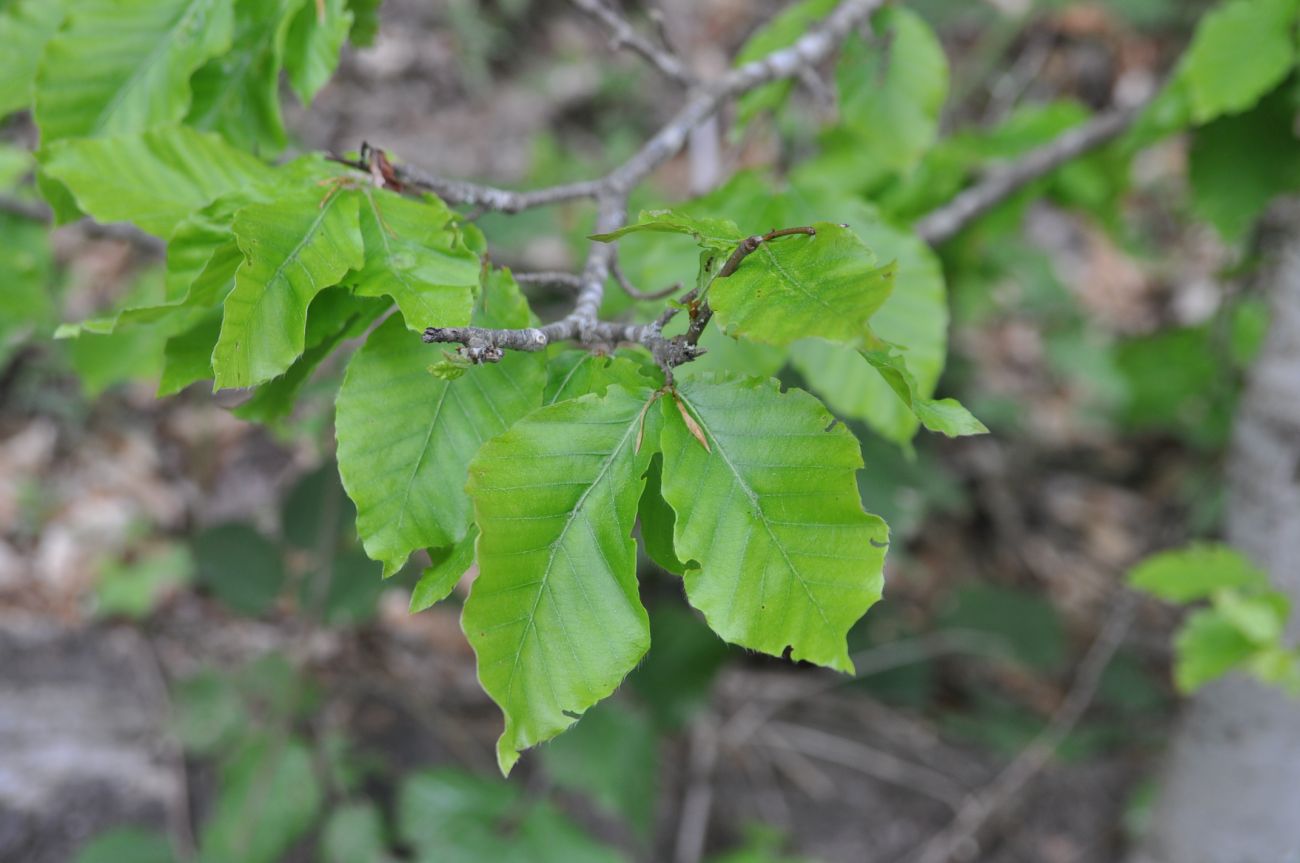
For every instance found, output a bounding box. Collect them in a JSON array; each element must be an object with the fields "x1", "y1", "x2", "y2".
[
  {"x1": 709, "y1": 222, "x2": 895, "y2": 348},
  {"x1": 0, "y1": 0, "x2": 64, "y2": 117},
  {"x1": 463, "y1": 384, "x2": 661, "y2": 773},
  {"x1": 1189, "y1": 86, "x2": 1300, "y2": 240},
  {"x1": 732, "y1": 0, "x2": 837, "y2": 128},
  {"x1": 213, "y1": 186, "x2": 366, "y2": 389},
  {"x1": 399, "y1": 769, "x2": 623, "y2": 863},
  {"x1": 34, "y1": 0, "x2": 235, "y2": 143},
  {"x1": 1181, "y1": 0, "x2": 1299, "y2": 123},
  {"x1": 40, "y1": 126, "x2": 275, "y2": 237},
  {"x1": 638, "y1": 454, "x2": 687, "y2": 575},
  {"x1": 353, "y1": 190, "x2": 481, "y2": 332},
  {"x1": 411, "y1": 526, "x2": 477, "y2": 611},
  {"x1": 72, "y1": 829, "x2": 176, "y2": 863},
  {"x1": 171, "y1": 669, "x2": 247, "y2": 755},
  {"x1": 95, "y1": 543, "x2": 193, "y2": 619},
  {"x1": 199, "y1": 735, "x2": 322, "y2": 863},
  {"x1": 859, "y1": 347, "x2": 987, "y2": 437},
  {"x1": 347, "y1": 0, "x2": 382, "y2": 45},
  {"x1": 781, "y1": 196, "x2": 948, "y2": 444},
  {"x1": 336, "y1": 272, "x2": 545, "y2": 578},
  {"x1": 591, "y1": 208, "x2": 744, "y2": 253},
  {"x1": 539, "y1": 701, "x2": 658, "y2": 837},
  {"x1": 186, "y1": 0, "x2": 305, "y2": 154},
  {"x1": 0, "y1": 212, "x2": 55, "y2": 369},
  {"x1": 658, "y1": 376, "x2": 888, "y2": 672},
  {"x1": 193, "y1": 522, "x2": 285, "y2": 614},
  {"x1": 1174, "y1": 607, "x2": 1260, "y2": 692},
  {"x1": 322, "y1": 803, "x2": 390, "y2": 863},
  {"x1": 544, "y1": 351, "x2": 658, "y2": 405},
  {"x1": 232, "y1": 289, "x2": 387, "y2": 423},
  {"x1": 1129, "y1": 543, "x2": 1269, "y2": 603},
  {"x1": 159, "y1": 309, "x2": 223, "y2": 395},
  {"x1": 1215, "y1": 589, "x2": 1289, "y2": 646},
  {"x1": 837, "y1": 6, "x2": 949, "y2": 172},
  {"x1": 284, "y1": 0, "x2": 353, "y2": 105}
]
